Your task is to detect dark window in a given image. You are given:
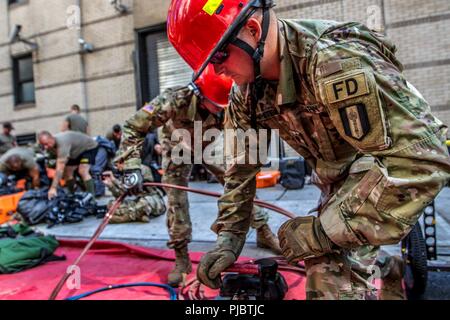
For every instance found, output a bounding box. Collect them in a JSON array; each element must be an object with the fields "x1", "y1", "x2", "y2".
[
  {"x1": 8, "y1": 0, "x2": 29, "y2": 8},
  {"x1": 16, "y1": 133, "x2": 36, "y2": 146},
  {"x1": 12, "y1": 54, "x2": 35, "y2": 106},
  {"x1": 136, "y1": 25, "x2": 192, "y2": 108}
]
